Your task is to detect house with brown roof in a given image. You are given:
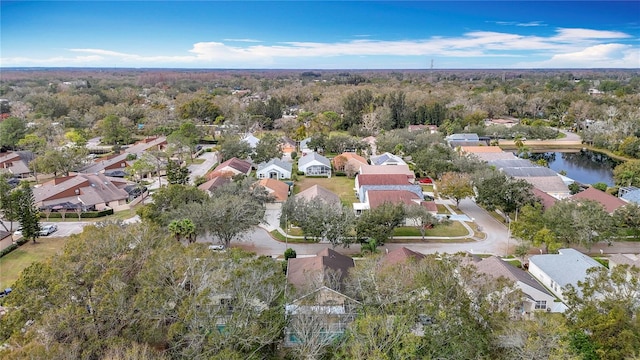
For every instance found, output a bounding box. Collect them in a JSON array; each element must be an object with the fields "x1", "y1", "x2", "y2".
[
  {"x1": 198, "y1": 175, "x2": 230, "y2": 194},
  {"x1": 0, "y1": 151, "x2": 34, "y2": 178},
  {"x1": 367, "y1": 190, "x2": 422, "y2": 209},
  {"x1": 81, "y1": 136, "x2": 168, "y2": 175},
  {"x1": 206, "y1": 157, "x2": 252, "y2": 180},
  {"x1": 286, "y1": 248, "x2": 355, "y2": 292},
  {"x1": 572, "y1": 186, "x2": 627, "y2": 214},
  {"x1": 355, "y1": 174, "x2": 422, "y2": 203},
  {"x1": 359, "y1": 164, "x2": 415, "y2": 183},
  {"x1": 258, "y1": 178, "x2": 290, "y2": 202},
  {"x1": 381, "y1": 247, "x2": 425, "y2": 266},
  {"x1": 33, "y1": 173, "x2": 135, "y2": 212},
  {"x1": 608, "y1": 254, "x2": 640, "y2": 269},
  {"x1": 332, "y1": 152, "x2": 368, "y2": 175},
  {"x1": 532, "y1": 188, "x2": 557, "y2": 210},
  {"x1": 295, "y1": 184, "x2": 341, "y2": 206}
]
